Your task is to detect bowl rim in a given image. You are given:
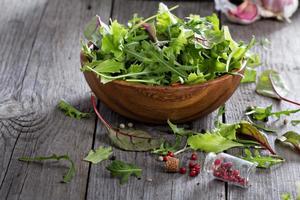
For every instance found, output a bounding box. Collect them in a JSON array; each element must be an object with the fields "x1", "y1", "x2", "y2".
[{"x1": 80, "y1": 51, "x2": 245, "y2": 90}]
